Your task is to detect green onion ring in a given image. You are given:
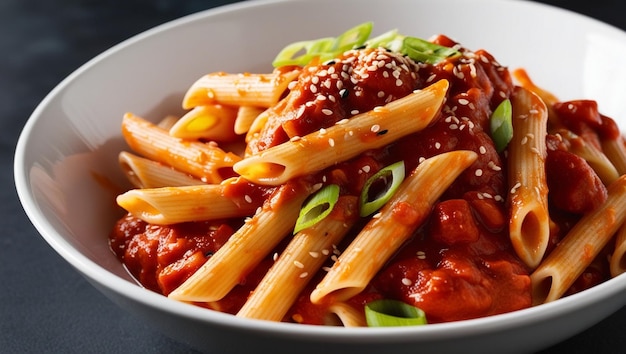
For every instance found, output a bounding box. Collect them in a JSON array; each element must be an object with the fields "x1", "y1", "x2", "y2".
[
  {"x1": 359, "y1": 161, "x2": 405, "y2": 217},
  {"x1": 293, "y1": 184, "x2": 340, "y2": 234},
  {"x1": 365, "y1": 299, "x2": 427, "y2": 327}
]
